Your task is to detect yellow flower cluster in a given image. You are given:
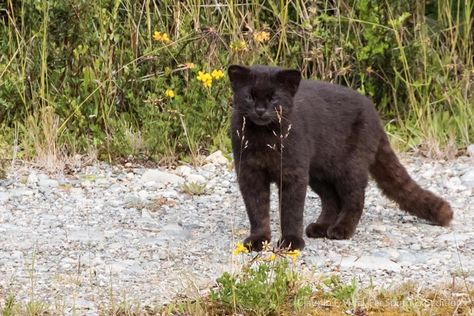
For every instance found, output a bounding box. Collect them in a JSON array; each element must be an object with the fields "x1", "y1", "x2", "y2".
[
  {"x1": 165, "y1": 89, "x2": 175, "y2": 98},
  {"x1": 153, "y1": 31, "x2": 171, "y2": 43},
  {"x1": 254, "y1": 31, "x2": 270, "y2": 43},
  {"x1": 197, "y1": 71, "x2": 213, "y2": 88},
  {"x1": 211, "y1": 69, "x2": 224, "y2": 79},
  {"x1": 287, "y1": 249, "x2": 301, "y2": 263},
  {"x1": 230, "y1": 40, "x2": 248, "y2": 52},
  {"x1": 185, "y1": 62, "x2": 196, "y2": 69},
  {"x1": 267, "y1": 253, "x2": 277, "y2": 261},
  {"x1": 233, "y1": 242, "x2": 249, "y2": 255},
  {"x1": 196, "y1": 69, "x2": 225, "y2": 88}
]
